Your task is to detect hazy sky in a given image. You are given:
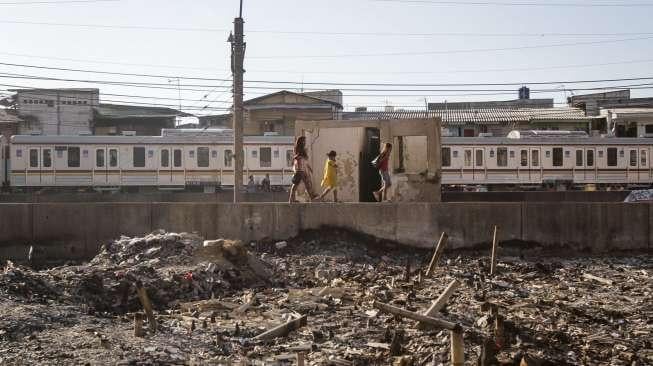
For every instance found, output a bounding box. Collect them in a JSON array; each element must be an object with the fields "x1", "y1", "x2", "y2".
[{"x1": 1, "y1": 0, "x2": 653, "y2": 114}]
